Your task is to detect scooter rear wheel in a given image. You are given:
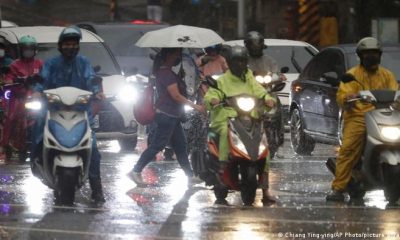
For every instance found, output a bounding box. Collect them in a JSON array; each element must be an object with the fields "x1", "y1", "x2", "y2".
[{"x1": 383, "y1": 164, "x2": 400, "y2": 204}]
